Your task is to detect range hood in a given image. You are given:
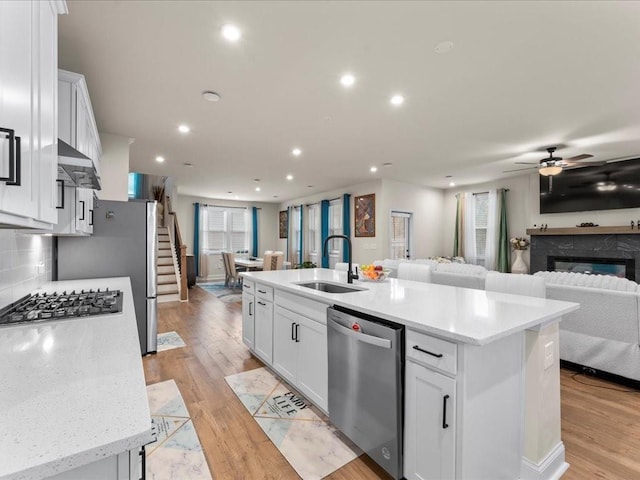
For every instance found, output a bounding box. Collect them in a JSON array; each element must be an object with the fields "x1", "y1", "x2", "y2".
[{"x1": 58, "y1": 139, "x2": 101, "y2": 190}]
